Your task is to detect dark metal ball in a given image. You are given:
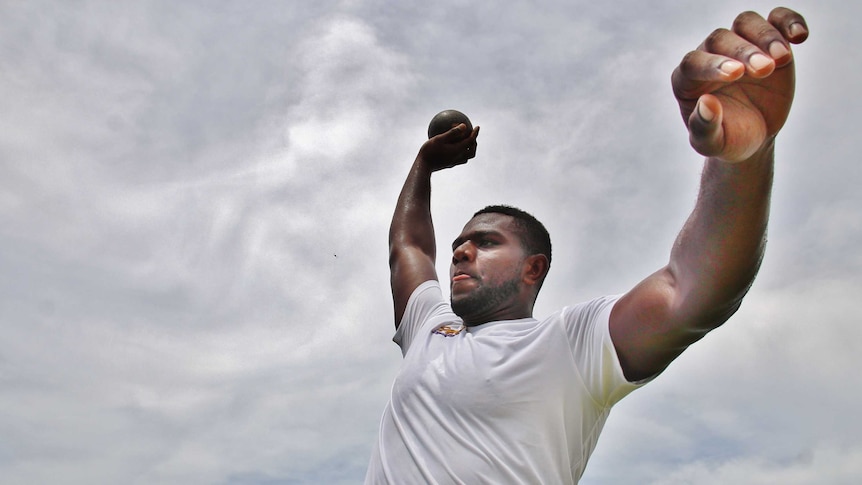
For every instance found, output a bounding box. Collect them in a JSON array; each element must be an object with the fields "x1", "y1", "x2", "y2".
[{"x1": 427, "y1": 110, "x2": 472, "y2": 139}]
